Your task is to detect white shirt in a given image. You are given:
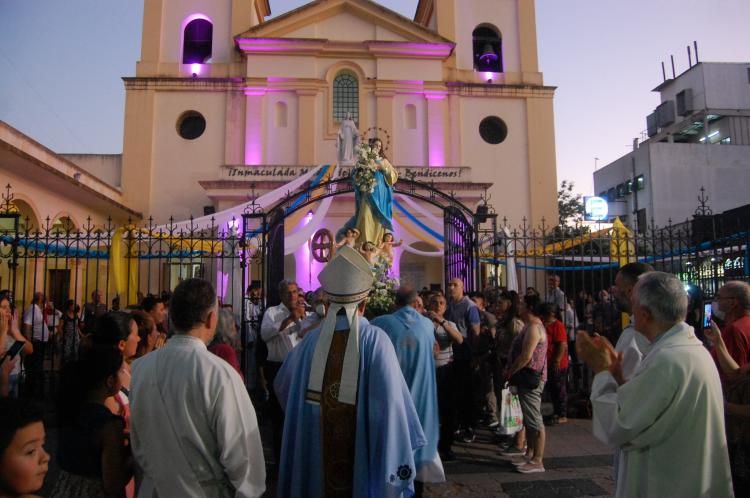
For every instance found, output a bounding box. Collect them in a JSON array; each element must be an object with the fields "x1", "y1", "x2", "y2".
[
  {"x1": 22, "y1": 304, "x2": 50, "y2": 342},
  {"x1": 614, "y1": 319, "x2": 651, "y2": 380},
  {"x1": 545, "y1": 287, "x2": 566, "y2": 315},
  {"x1": 46, "y1": 309, "x2": 62, "y2": 329},
  {"x1": 260, "y1": 303, "x2": 302, "y2": 363},
  {"x1": 130, "y1": 335, "x2": 265, "y2": 498},
  {"x1": 243, "y1": 300, "x2": 263, "y2": 343},
  {"x1": 591, "y1": 322, "x2": 732, "y2": 498}
]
